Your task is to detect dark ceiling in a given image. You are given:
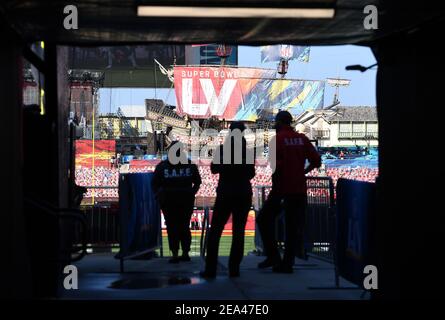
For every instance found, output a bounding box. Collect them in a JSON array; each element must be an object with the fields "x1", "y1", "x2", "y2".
[{"x1": 1, "y1": 0, "x2": 444, "y2": 45}]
